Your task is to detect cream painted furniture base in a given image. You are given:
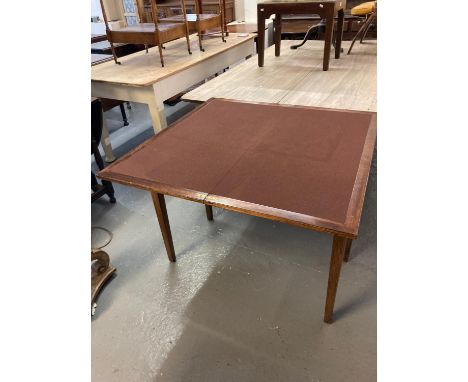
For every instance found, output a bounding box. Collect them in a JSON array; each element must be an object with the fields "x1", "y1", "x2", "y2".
[
  {"x1": 183, "y1": 39, "x2": 376, "y2": 112},
  {"x1": 92, "y1": 33, "x2": 255, "y2": 158}
]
